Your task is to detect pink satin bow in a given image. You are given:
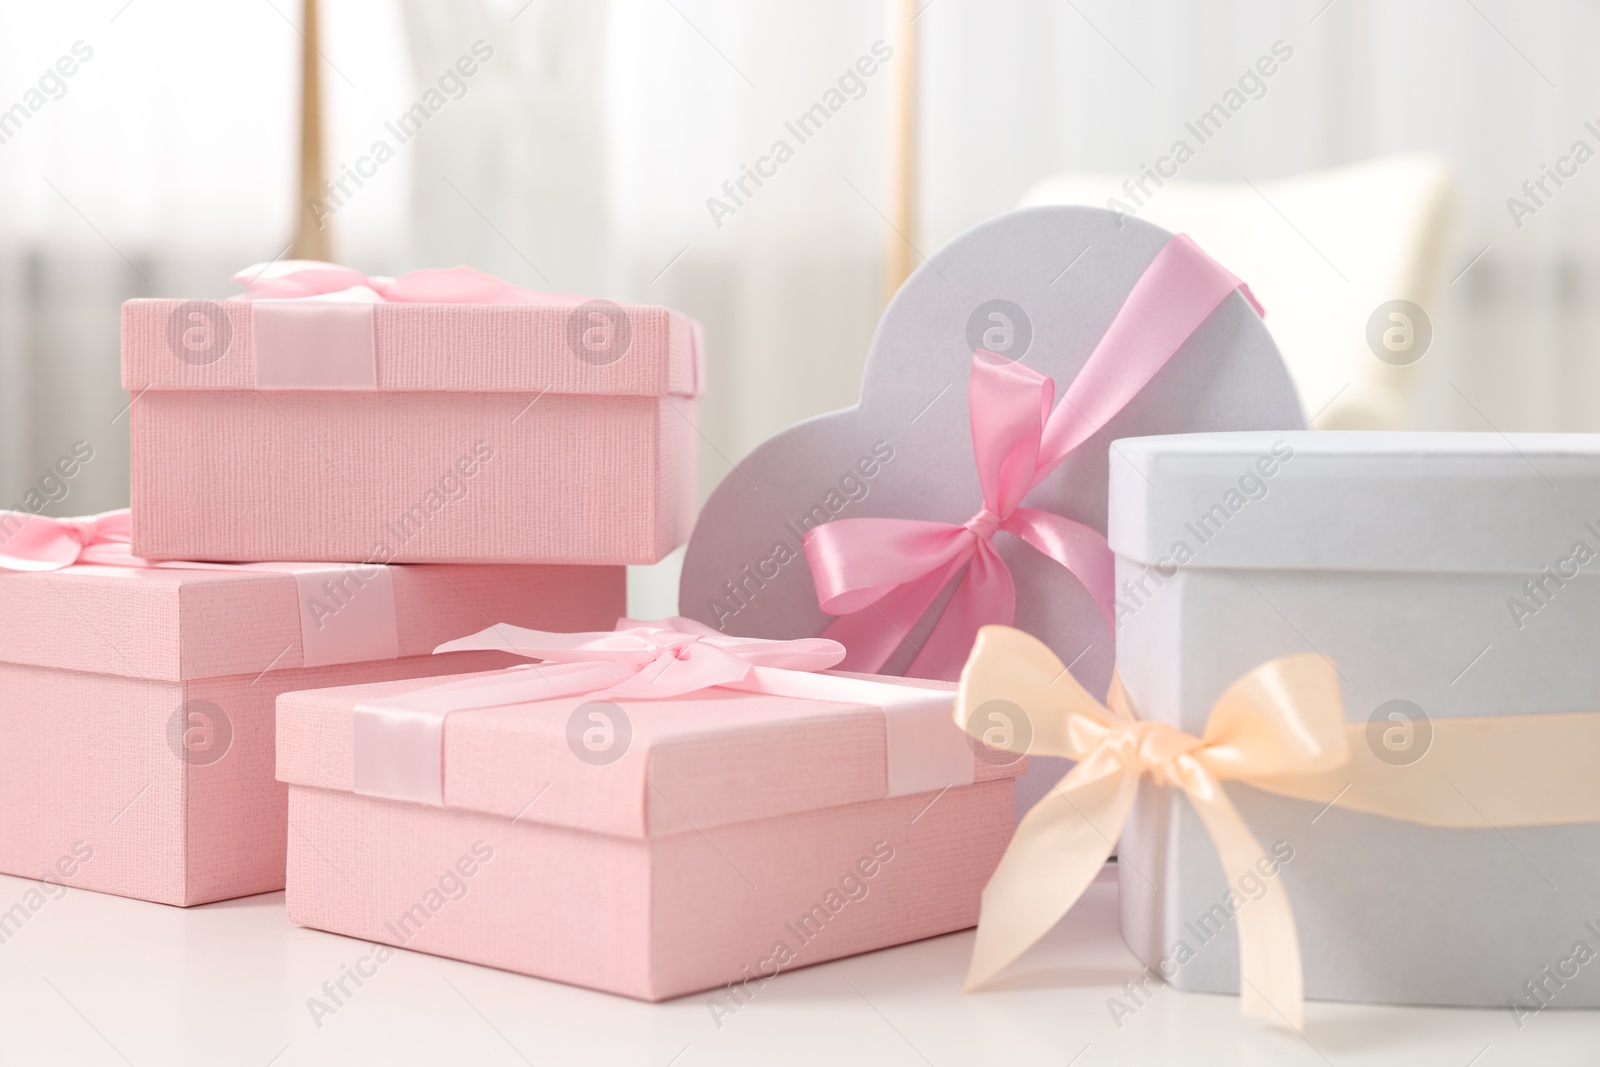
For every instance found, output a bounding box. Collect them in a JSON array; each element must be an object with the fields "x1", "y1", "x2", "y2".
[
  {"x1": 802, "y1": 234, "x2": 1261, "y2": 679},
  {"x1": 232, "y1": 260, "x2": 579, "y2": 305},
  {"x1": 432, "y1": 616, "x2": 847, "y2": 702},
  {"x1": 0, "y1": 508, "x2": 138, "y2": 571},
  {"x1": 355, "y1": 617, "x2": 946, "y2": 806}
]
